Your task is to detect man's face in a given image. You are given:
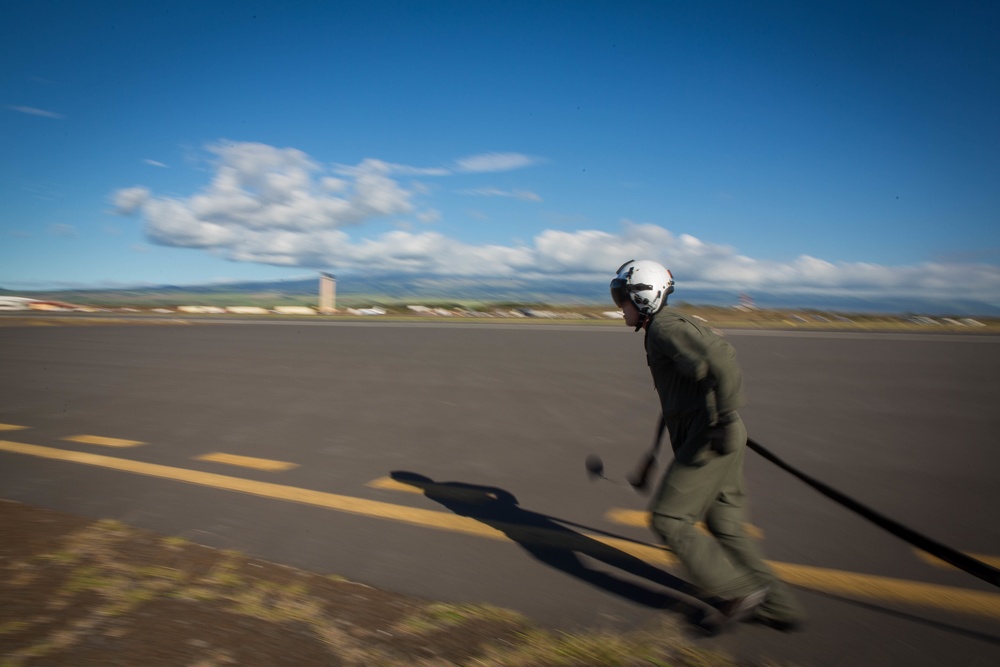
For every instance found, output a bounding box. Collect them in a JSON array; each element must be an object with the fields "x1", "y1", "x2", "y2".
[{"x1": 622, "y1": 298, "x2": 642, "y2": 328}]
